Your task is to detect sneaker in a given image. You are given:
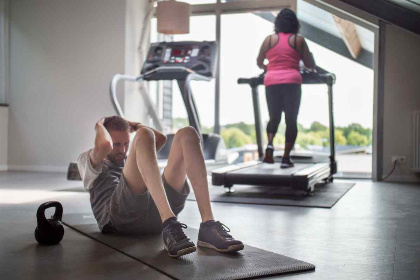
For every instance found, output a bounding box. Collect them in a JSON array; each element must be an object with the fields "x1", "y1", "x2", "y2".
[
  {"x1": 197, "y1": 220, "x2": 244, "y2": 253},
  {"x1": 263, "y1": 146, "x2": 274, "y2": 164},
  {"x1": 280, "y1": 157, "x2": 294, "y2": 168},
  {"x1": 162, "y1": 217, "x2": 196, "y2": 257}
]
